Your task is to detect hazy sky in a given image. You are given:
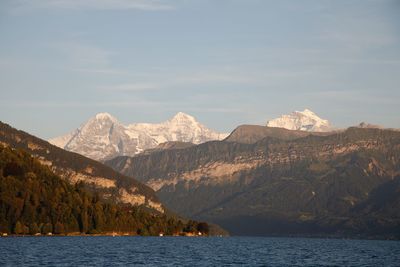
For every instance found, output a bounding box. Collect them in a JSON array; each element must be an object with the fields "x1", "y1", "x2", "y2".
[{"x1": 0, "y1": 0, "x2": 399, "y2": 139}]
